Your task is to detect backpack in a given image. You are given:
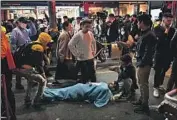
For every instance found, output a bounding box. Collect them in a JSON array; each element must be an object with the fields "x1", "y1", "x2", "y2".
[{"x1": 13, "y1": 42, "x2": 42, "y2": 68}]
